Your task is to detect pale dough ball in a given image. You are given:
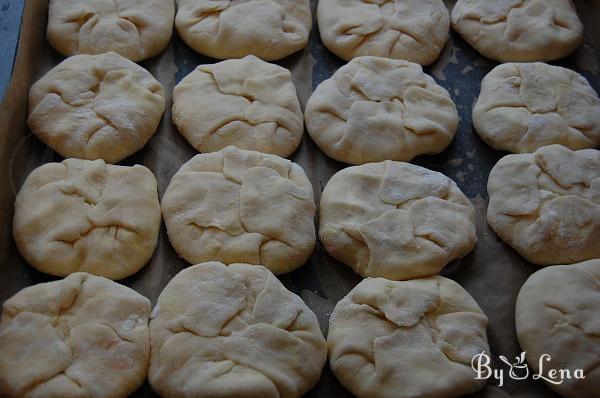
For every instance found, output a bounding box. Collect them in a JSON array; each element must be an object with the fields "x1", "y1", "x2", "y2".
[
  {"x1": 328, "y1": 276, "x2": 490, "y2": 398},
  {"x1": 317, "y1": 0, "x2": 450, "y2": 65},
  {"x1": 474, "y1": 62, "x2": 600, "y2": 153},
  {"x1": 13, "y1": 158, "x2": 161, "y2": 280},
  {"x1": 516, "y1": 259, "x2": 600, "y2": 398},
  {"x1": 28, "y1": 52, "x2": 166, "y2": 164},
  {"x1": 175, "y1": 0, "x2": 312, "y2": 61},
  {"x1": 161, "y1": 146, "x2": 316, "y2": 274},
  {"x1": 0, "y1": 272, "x2": 151, "y2": 398},
  {"x1": 149, "y1": 261, "x2": 327, "y2": 398},
  {"x1": 451, "y1": 0, "x2": 583, "y2": 62},
  {"x1": 319, "y1": 161, "x2": 477, "y2": 280},
  {"x1": 173, "y1": 55, "x2": 303, "y2": 158},
  {"x1": 47, "y1": 0, "x2": 175, "y2": 61},
  {"x1": 305, "y1": 56, "x2": 458, "y2": 165},
  {"x1": 487, "y1": 145, "x2": 600, "y2": 265}
]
